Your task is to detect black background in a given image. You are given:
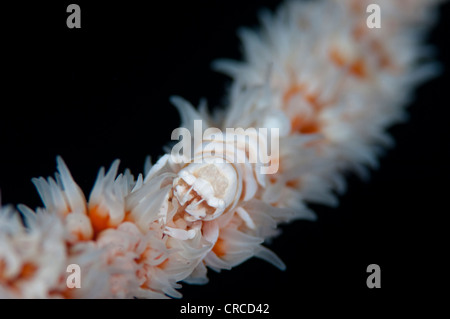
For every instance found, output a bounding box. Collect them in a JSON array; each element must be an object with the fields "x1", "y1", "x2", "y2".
[{"x1": 1, "y1": 0, "x2": 448, "y2": 306}]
